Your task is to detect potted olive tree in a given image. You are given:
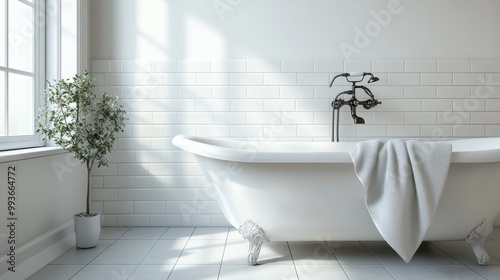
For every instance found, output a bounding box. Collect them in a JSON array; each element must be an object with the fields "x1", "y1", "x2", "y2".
[{"x1": 36, "y1": 70, "x2": 126, "y2": 248}]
